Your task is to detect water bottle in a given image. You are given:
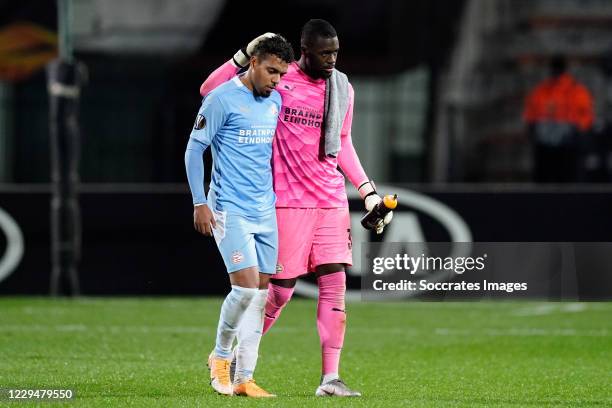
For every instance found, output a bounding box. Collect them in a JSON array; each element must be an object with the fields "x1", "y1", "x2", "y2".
[{"x1": 360, "y1": 194, "x2": 398, "y2": 230}]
